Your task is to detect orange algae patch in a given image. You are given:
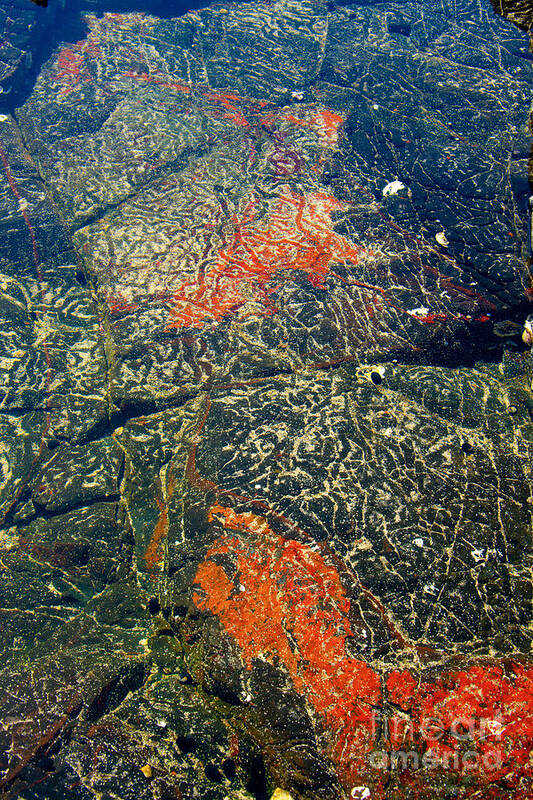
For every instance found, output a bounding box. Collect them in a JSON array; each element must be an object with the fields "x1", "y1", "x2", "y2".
[
  {"x1": 193, "y1": 504, "x2": 381, "y2": 779},
  {"x1": 261, "y1": 107, "x2": 344, "y2": 145},
  {"x1": 168, "y1": 188, "x2": 360, "y2": 328},
  {"x1": 413, "y1": 662, "x2": 533, "y2": 776},
  {"x1": 312, "y1": 110, "x2": 344, "y2": 145},
  {"x1": 387, "y1": 668, "x2": 418, "y2": 711},
  {"x1": 54, "y1": 37, "x2": 101, "y2": 97},
  {"x1": 193, "y1": 505, "x2": 533, "y2": 792},
  {"x1": 383, "y1": 662, "x2": 533, "y2": 788}
]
